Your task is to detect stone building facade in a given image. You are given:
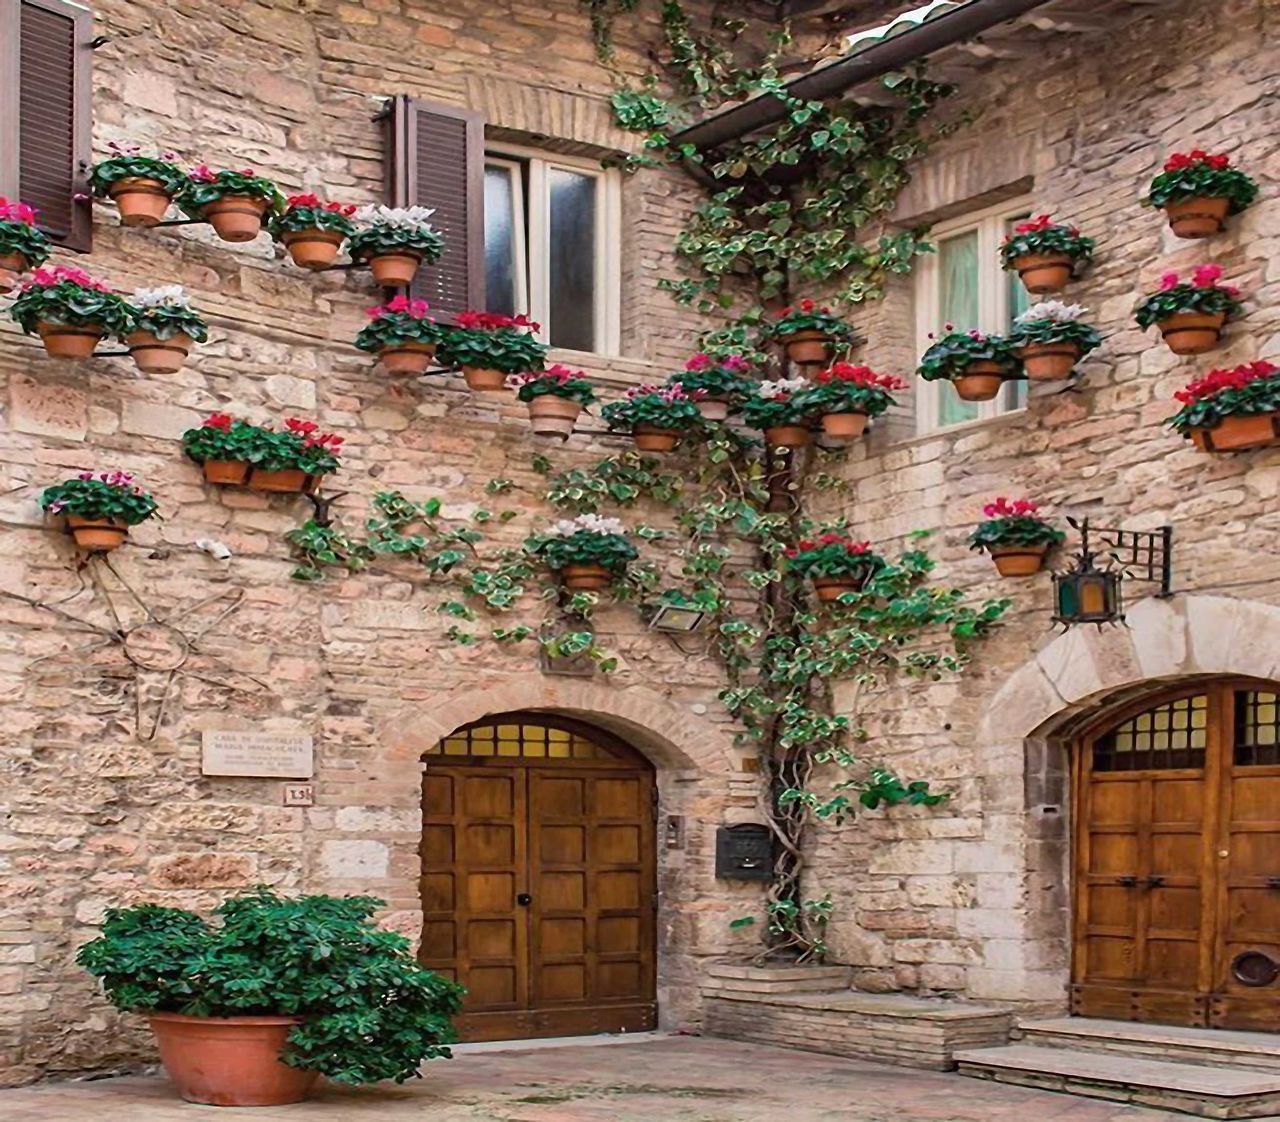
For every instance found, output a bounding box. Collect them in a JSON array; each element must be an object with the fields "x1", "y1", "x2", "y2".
[{"x1": 1, "y1": 0, "x2": 1277, "y2": 1088}]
